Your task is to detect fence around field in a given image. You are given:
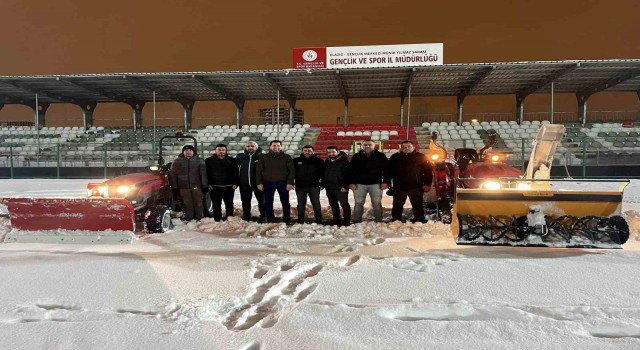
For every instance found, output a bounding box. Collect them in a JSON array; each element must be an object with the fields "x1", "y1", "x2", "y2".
[{"x1": 1, "y1": 136, "x2": 640, "y2": 179}]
